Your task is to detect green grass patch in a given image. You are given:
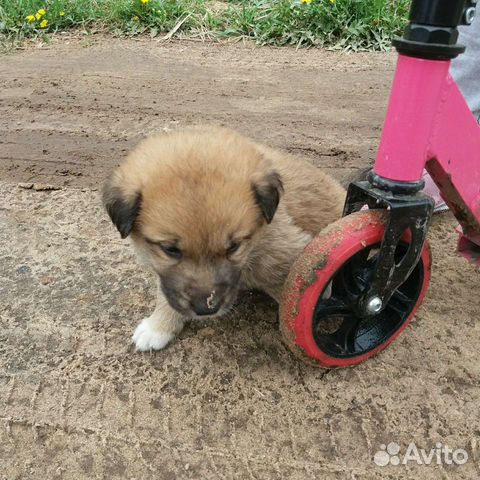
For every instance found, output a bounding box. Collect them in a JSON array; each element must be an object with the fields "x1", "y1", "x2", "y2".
[
  {"x1": 0, "y1": 0, "x2": 410, "y2": 50},
  {"x1": 224, "y1": 0, "x2": 410, "y2": 50}
]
